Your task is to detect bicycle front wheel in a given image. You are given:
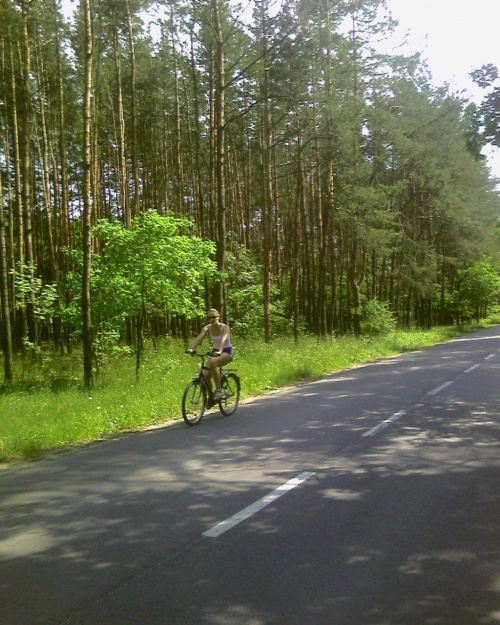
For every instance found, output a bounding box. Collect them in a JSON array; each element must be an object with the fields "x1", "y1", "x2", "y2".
[
  {"x1": 219, "y1": 373, "x2": 240, "y2": 416},
  {"x1": 182, "y1": 379, "x2": 206, "y2": 426}
]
